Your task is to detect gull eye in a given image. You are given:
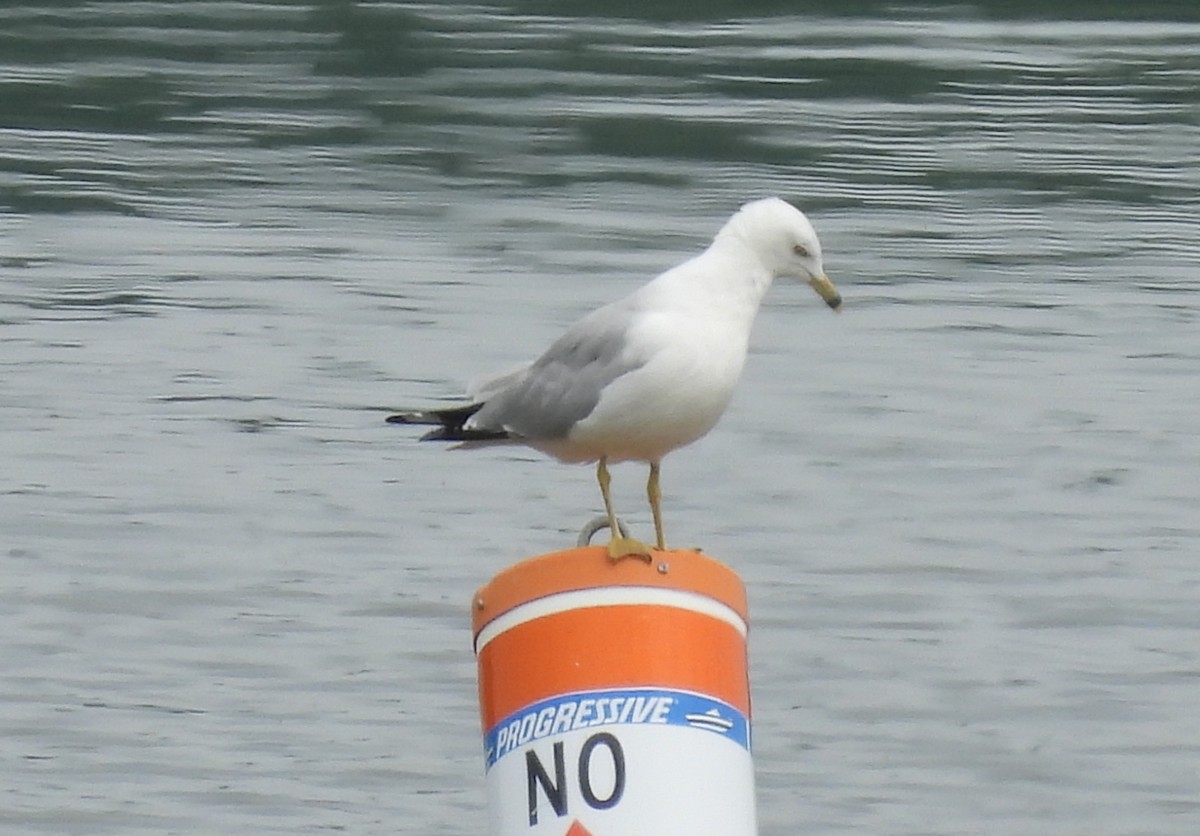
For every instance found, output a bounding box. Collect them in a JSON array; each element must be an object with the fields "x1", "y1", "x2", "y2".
[{"x1": 793, "y1": 244, "x2": 808, "y2": 257}]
